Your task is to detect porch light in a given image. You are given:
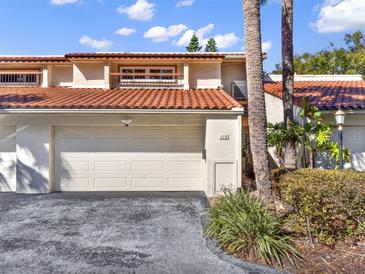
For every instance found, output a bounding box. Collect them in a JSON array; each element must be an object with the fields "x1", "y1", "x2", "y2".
[
  {"x1": 334, "y1": 108, "x2": 346, "y2": 169},
  {"x1": 335, "y1": 109, "x2": 345, "y2": 126}
]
